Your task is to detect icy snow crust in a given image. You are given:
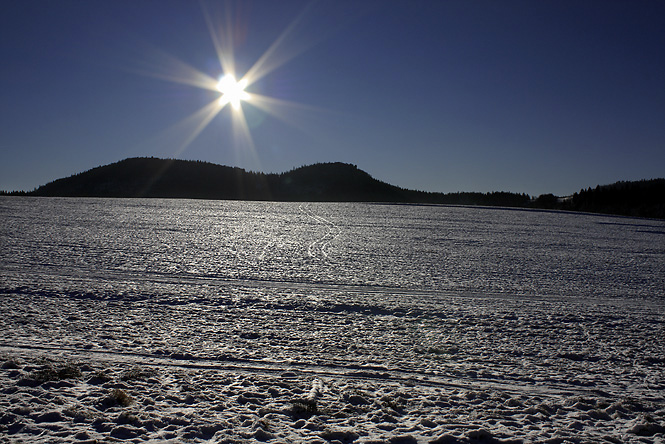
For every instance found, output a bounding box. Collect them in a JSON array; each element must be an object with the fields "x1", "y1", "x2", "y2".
[{"x1": 1, "y1": 197, "x2": 664, "y2": 443}]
